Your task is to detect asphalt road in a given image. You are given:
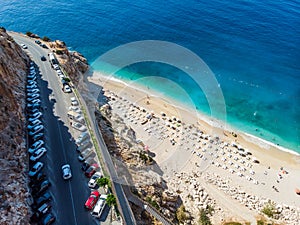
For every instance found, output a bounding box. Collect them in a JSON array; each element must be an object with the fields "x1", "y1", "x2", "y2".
[
  {"x1": 79, "y1": 90, "x2": 137, "y2": 225},
  {"x1": 11, "y1": 33, "x2": 98, "y2": 225}
]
